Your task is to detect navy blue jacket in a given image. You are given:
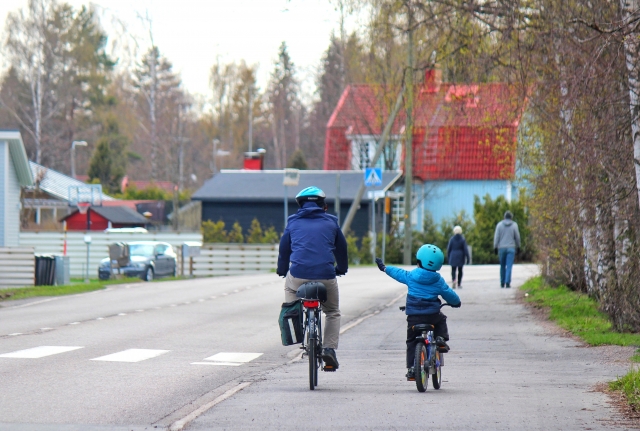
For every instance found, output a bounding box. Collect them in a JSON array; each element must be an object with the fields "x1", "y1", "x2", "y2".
[
  {"x1": 447, "y1": 234, "x2": 470, "y2": 267},
  {"x1": 385, "y1": 266, "x2": 460, "y2": 315},
  {"x1": 277, "y1": 202, "x2": 348, "y2": 280}
]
